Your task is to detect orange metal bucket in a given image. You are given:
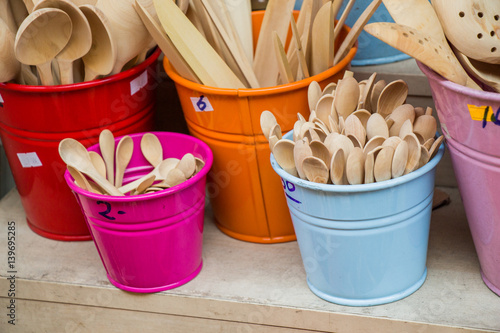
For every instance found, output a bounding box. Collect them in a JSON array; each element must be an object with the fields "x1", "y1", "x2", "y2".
[{"x1": 163, "y1": 11, "x2": 357, "y2": 243}]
